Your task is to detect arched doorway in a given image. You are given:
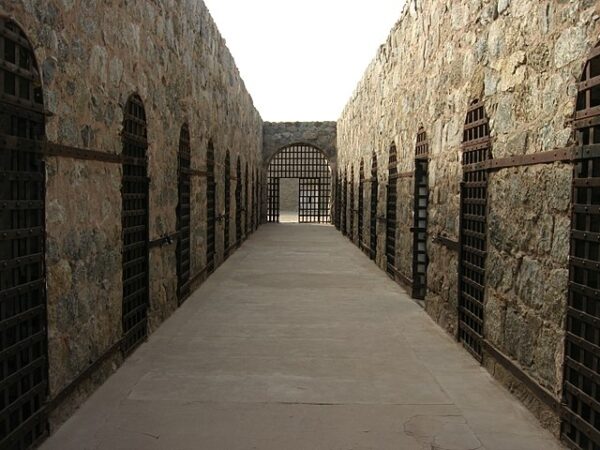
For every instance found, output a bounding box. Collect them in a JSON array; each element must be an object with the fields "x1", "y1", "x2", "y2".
[
  {"x1": 412, "y1": 128, "x2": 429, "y2": 301},
  {"x1": 385, "y1": 144, "x2": 397, "y2": 276},
  {"x1": 235, "y1": 156, "x2": 242, "y2": 246},
  {"x1": 176, "y1": 124, "x2": 191, "y2": 305},
  {"x1": 0, "y1": 17, "x2": 48, "y2": 448},
  {"x1": 358, "y1": 159, "x2": 365, "y2": 249},
  {"x1": 458, "y1": 100, "x2": 492, "y2": 361},
  {"x1": 349, "y1": 164, "x2": 355, "y2": 240},
  {"x1": 121, "y1": 93, "x2": 150, "y2": 355},
  {"x1": 266, "y1": 144, "x2": 331, "y2": 223},
  {"x1": 370, "y1": 152, "x2": 378, "y2": 261},
  {"x1": 224, "y1": 150, "x2": 231, "y2": 255},
  {"x1": 563, "y1": 41, "x2": 600, "y2": 449},
  {"x1": 206, "y1": 141, "x2": 216, "y2": 273}
]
